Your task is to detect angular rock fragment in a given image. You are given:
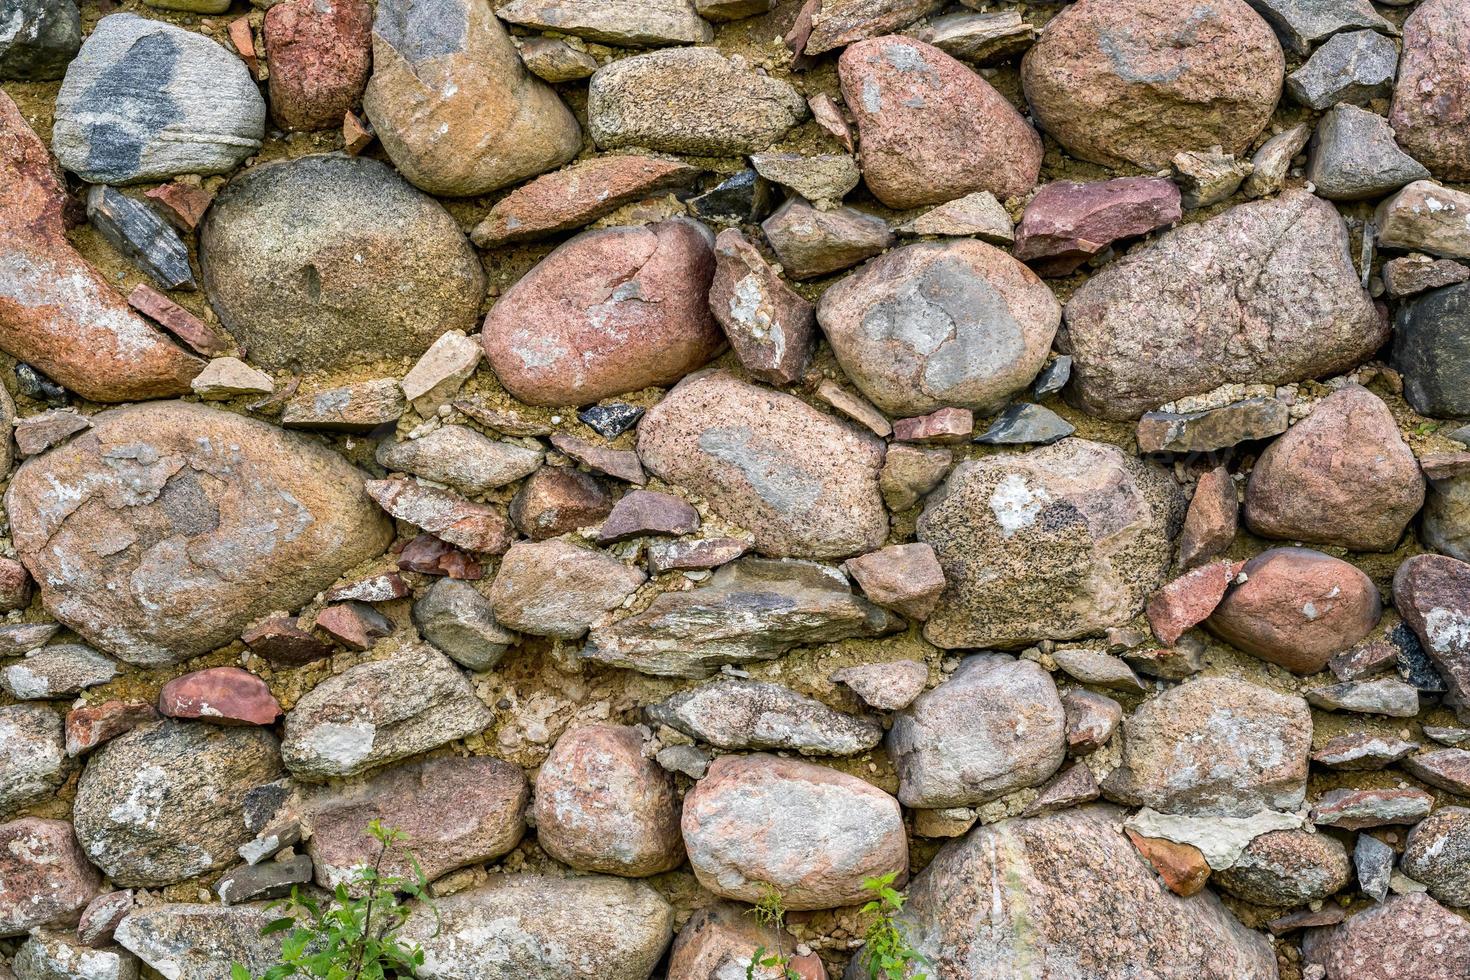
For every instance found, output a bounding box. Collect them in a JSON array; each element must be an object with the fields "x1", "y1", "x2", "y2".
[
  {"x1": 1355, "y1": 833, "x2": 1395, "y2": 902},
  {"x1": 190, "y1": 357, "x2": 274, "y2": 400},
  {"x1": 498, "y1": 0, "x2": 711, "y2": 46},
  {"x1": 800, "y1": 0, "x2": 944, "y2": 55},
  {"x1": 1244, "y1": 123, "x2": 1312, "y2": 198},
  {"x1": 1171, "y1": 149, "x2": 1252, "y2": 209},
  {"x1": 750, "y1": 152, "x2": 859, "y2": 208},
  {"x1": 1307, "y1": 105, "x2": 1430, "y2": 202},
  {"x1": 1393, "y1": 554, "x2": 1470, "y2": 723},
  {"x1": 596, "y1": 490, "x2": 699, "y2": 544},
  {"x1": 215, "y1": 854, "x2": 313, "y2": 905},
  {"x1": 1128, "y1": 830, "x2": 1211, "y2": 896},
  {"x1": 667, "y1": 902, "x2": 824, "y2": 980},
  {"x1": 143, "y1": 182, "x2": 215, "y2": 233},
  {"x1": 411, "y1": 579, "x2": 514, "y2": 672},
  {"x1": 14, "y1": 927, "x2": 138, "y2": 980},
  {"x1": 1305, "y1": 677, "x2": 1419, "y2": 717},
  {"x1": 1422, "y1": 453, "x2": 1470, "y2": 562},
  {"x1": 1376, "y1": 181, "x2": 1470, "y2": 261},
  {"x1": 1391, "y1": 282, "x2": 1470, "y2": 418},
  {"x1": 399, "y1": 331, "x2": 480, "y2": 416},
  {"x1": 1287, "y1": 29, "x2": 1398, "y2": 109},
  {"x1": 281, "y1": 378, "x2": 404, "y2": 431},
  {"x1": 1013, "y1": 177, "x2": 1181, "y2": 277},
  {"x1": 578, "y1": 403, "x2": 643, "y2": 440},
  {"x1": 86, "y1": 186, "x2": 196, "y2": 291},
  {"x1": 516, "y1": 36, "x2": 598, "y2": 82},
  {"x1": 366, "y1": 479, "x2": 513, "y2": 555},
  {"x1": 14, "y1": 409, "x2": 91, "y2": 458},
  {"x1": 831, "y1": 659, "x2": 927, "y2": 711},
  {"x1": 376, "y1": 425, "x2": 542, "y2": 495},
  {"x1": 687, "y1": 170, "x2": 772, "y2": 225},
  {"x1": 893, "y1": 407, "x2": 972, "y2": 444},
  {"x1": 1312, "y1": 733, "x2": 1419, "y2": 769},
  {"x1": 1245, "y1": 0, "x2": 1392, "y2": 55},
  {"x1": 0, "y1": 818, "x2": 99, "y2": 937},
  {"x1": 879, "y1": 444, "x2": 950, "y2": 512},
  {"x1": 1383, "y1": 254, "x2": 1470, "y2": 298},
  {"x1": 1136, "y1": 398, "x2": 1288, "y2": 454},
  {"x1": 1147, "y1": 562, "x2": 1236, "y2": 645},
  {"x1": 817, "y1": 381, "x2": 890, "y2": 438},
  {"x1": 114, "y1": 905, "x2": 283, "y2": 980},
  {"x1": 263, "y1": 0, "x2": 372, "y2": 132},
  {"x1": 159, "y1": 668, "x2": 281, "y2": 726},
  {"x1": 649, "y1": 680, "x2": 882, "y2": 756},
  {"x1": 551, "y1": 433, "x2": 647, "y2": 485},
  {"x1": 0, "y1": 644, "x2": 115, "y2": 700},
  {"x1": 63, "y1": 701, "x2": 157, "y2": 759},
  {"x1": 1403, "y1": 748, "x2": 1470, "y2": 795},
  {"x1": 489, "y1": 540, "x2": 645, "y2": 639},
  {"x1": 908, "y1": 10, "x2": 1034, "y2": 66},
  {"x1": 843, "y1": 543, "x2": 945, "y2": 620},
  {"x1": 761, "y1": 198, "x2": 894, "y2": 280},
  {"x1": 646, "y1": 537, "x2": 748, "y2": 575},
  {"x1": 897, "y1": 191, "x2": 1013, "y2": 243},
  {"x1": 241, "y1": 617, "x2": 333, "y2": 667},
  {"x1": 708, "y1": 229, "x2": 816, "y2": 386},
  {"x1": 974, "y1": 403, "x2": 1074, "y2": 446},
  {"x1": 1310, "y1": 788, "x2": 1434, "y2": 829},
  {"x1": 1063, "y1": 688, "x2": 1122, "y2": 755},
  {"x1": 1051, "y1": 648, "x2": 1145, "y2": 692}
]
